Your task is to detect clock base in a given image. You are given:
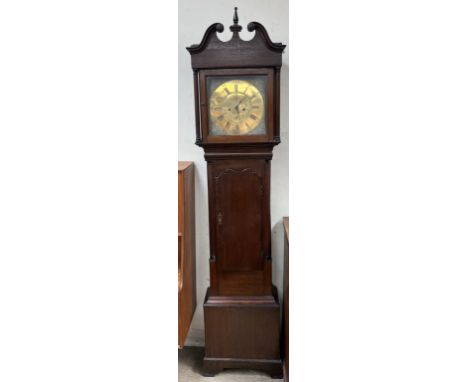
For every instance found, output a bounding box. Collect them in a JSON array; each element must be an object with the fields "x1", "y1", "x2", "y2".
[
  {"x1": 203, "y1": 357, "x2": 283, "y2": 379},
  {"x1": 202, "y1": 287, "x2": 282, "y2": 379}
]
